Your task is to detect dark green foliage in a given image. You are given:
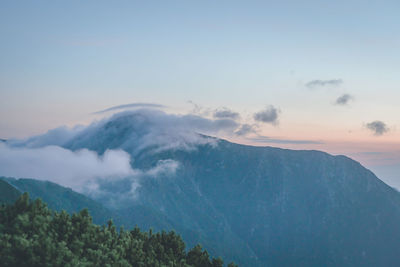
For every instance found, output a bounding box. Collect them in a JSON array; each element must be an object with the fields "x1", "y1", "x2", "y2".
[{"x1": 0, "y1": 193, "x2": 236, "y2": 267}]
